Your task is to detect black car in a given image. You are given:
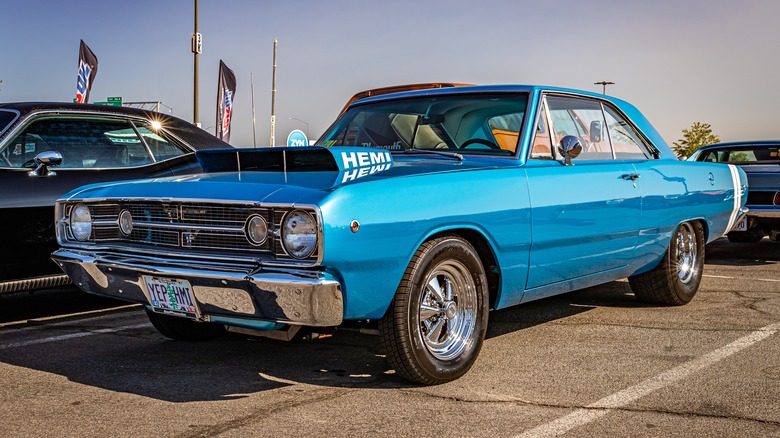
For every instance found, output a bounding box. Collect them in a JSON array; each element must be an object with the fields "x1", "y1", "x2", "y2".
[
  {"x1": 0, "y1": 102, "x2": 232, "y2": 293},
  {"x1": 689, "y1": 140, "x2": 780, "y2": 242}
]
